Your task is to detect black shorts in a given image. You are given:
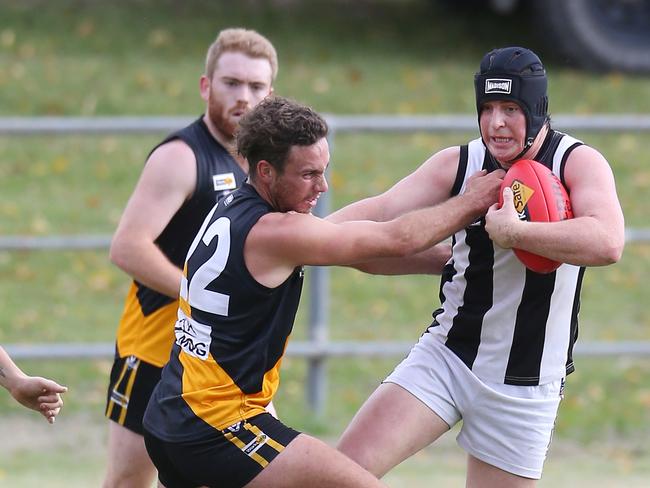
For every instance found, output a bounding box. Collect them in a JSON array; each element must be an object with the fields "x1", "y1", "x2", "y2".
[
  {"x1": 105, "y1": 353, "x2": 162, "y2": 435},
  {"x1": 143, "y1": 413, "x2": 301, "y2": 488}
]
